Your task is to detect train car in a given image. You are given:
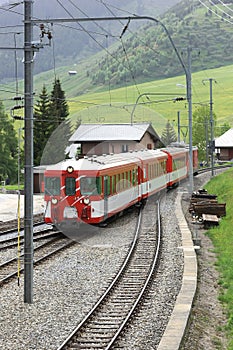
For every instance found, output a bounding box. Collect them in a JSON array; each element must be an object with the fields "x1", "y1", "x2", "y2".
[
  {"x1": 192, "y1": 146, "x2": 199, "y2": 175},
  {"x1": 44, "y1": 149, "x2": 168, "y2": 227},
  {"x1": 162, "y1": 147, "x2": 189, "y2": 188},
  {"x1": 44, "y1": 154, "x2": 139, "y2": 226},
  {"x1": 130, "y1": 149, "x2": 168, "y2": 199},
  {"x1": 162, "y1": 144, "x2": 199, "y2": 188}
]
